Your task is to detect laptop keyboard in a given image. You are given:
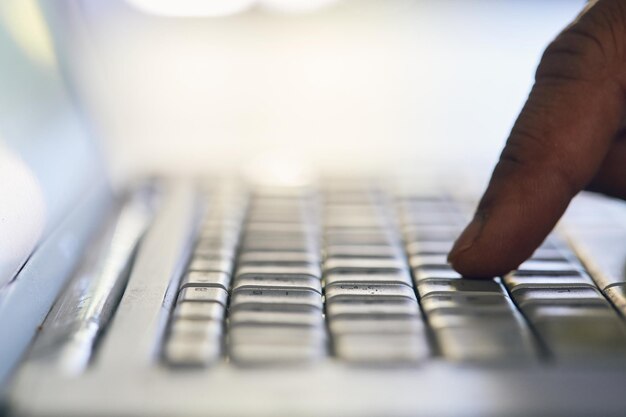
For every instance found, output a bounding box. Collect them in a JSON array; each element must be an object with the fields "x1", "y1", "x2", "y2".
[{"x1": 162, "y1": 182, "x2": 626, "y2": 367}]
